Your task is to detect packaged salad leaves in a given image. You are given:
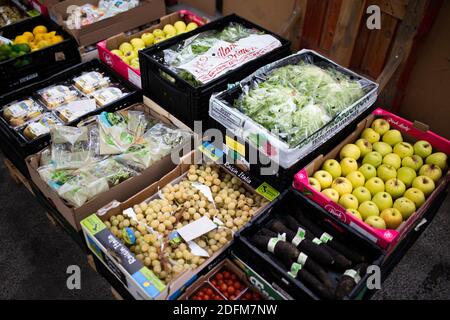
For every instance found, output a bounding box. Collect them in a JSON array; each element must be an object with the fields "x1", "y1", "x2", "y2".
[
  {"x1": 50, "y1": 125, "x2": 99, "y2": 170},
  {"x1": 97, "y1": 109, "x2": 155, "y2": 155},
  {"x1": 157, "y1": 22, "x2": 282, "y2": 87},
  {"x1": 56, "y1": 158, "x2": 137, "y2": 207},
  {"x1": 114, "y1": 123, "x2": 191, "y2": 171},
  {"x1": 233, "y1": 62, "x2": 366, "y2": 148}
]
